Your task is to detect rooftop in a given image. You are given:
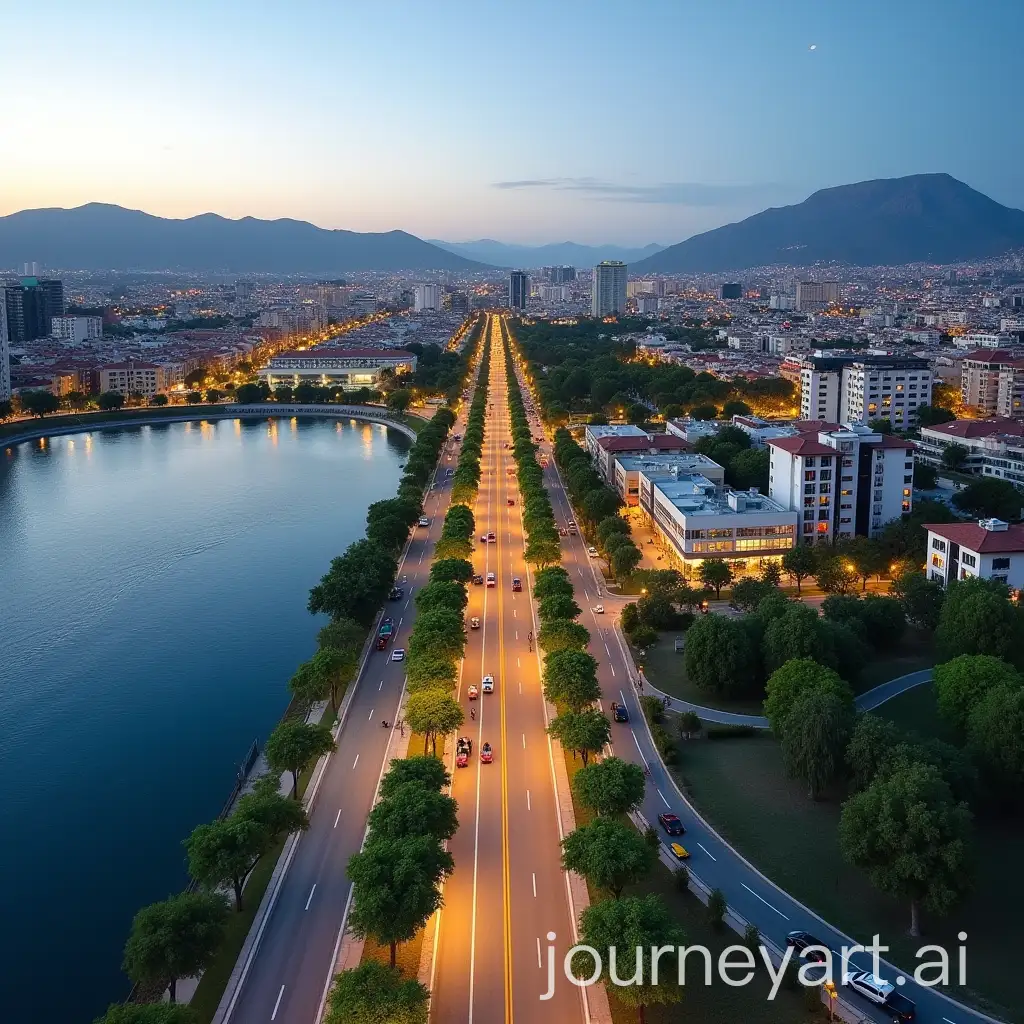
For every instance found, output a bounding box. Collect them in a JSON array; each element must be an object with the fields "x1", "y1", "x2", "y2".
[
  {"x1": 597, "y1": 433, "x2": 691, "y2": 453},
  {"x1": 645, "y1": 471, "x2": 788, "y2": 518},
  {"x1": 926, "y1": 520, "x2": 1024, "y2": 554},
  {"x1": 922, "y1": 418, "x2": 1024, "y2": 440},
  {"x1": 271, "y1": 347, "x2": 415, "y2": 360}
]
